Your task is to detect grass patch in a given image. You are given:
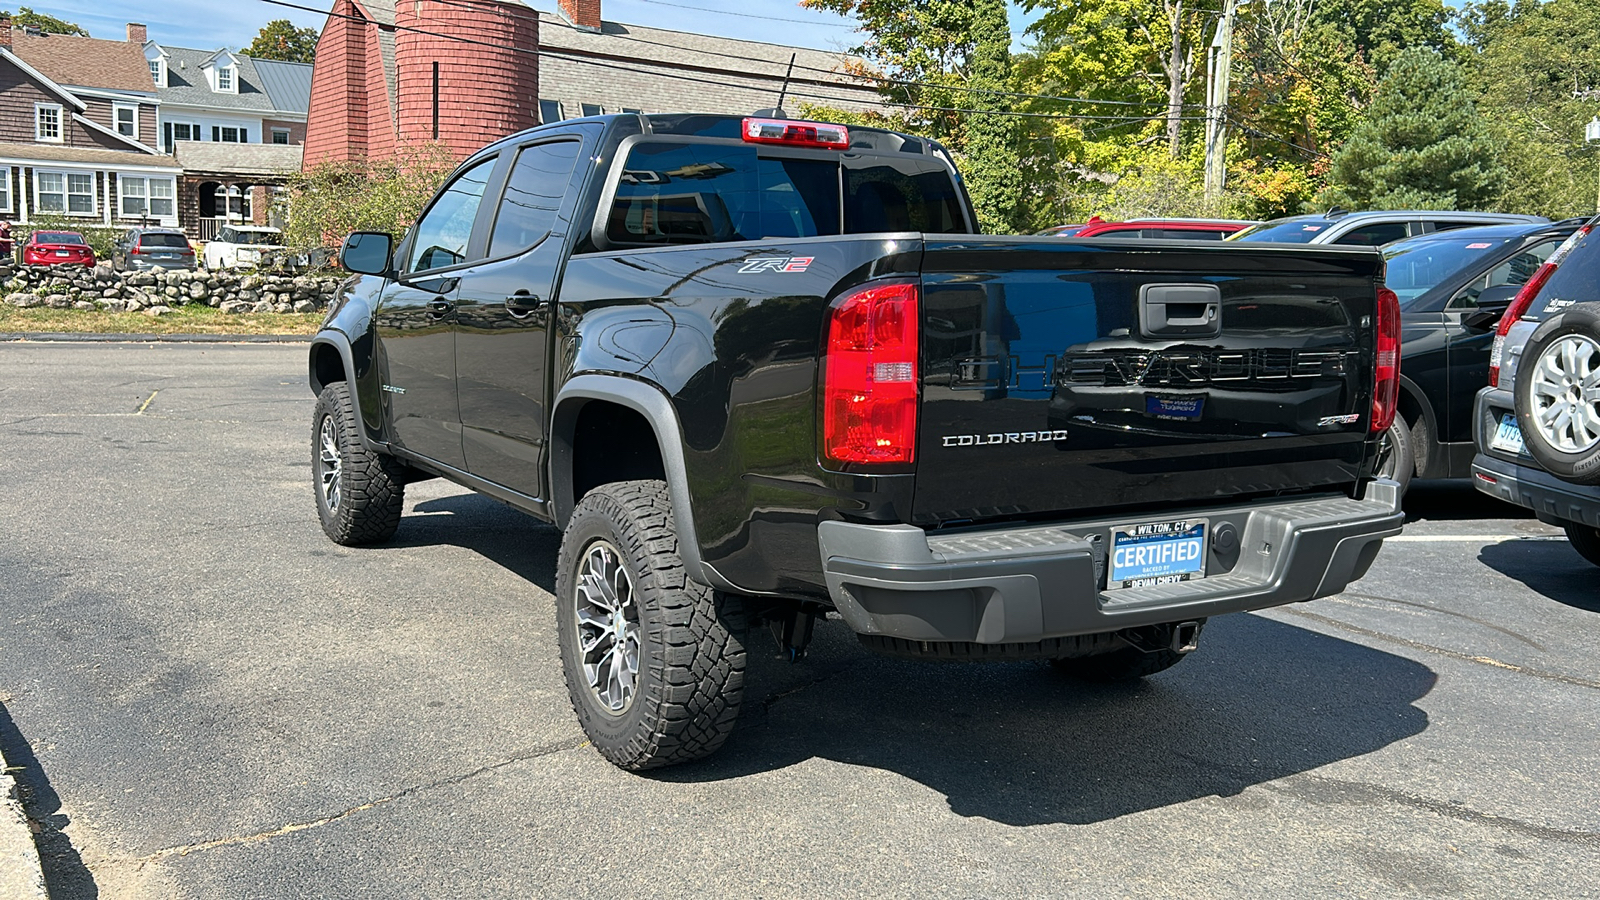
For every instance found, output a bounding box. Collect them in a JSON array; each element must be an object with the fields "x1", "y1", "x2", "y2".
[{"x1": 0, "y1": 306, "x2": 321, "y2": 336}]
